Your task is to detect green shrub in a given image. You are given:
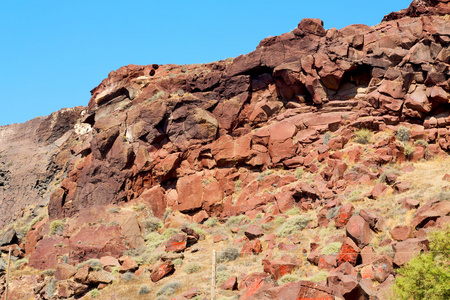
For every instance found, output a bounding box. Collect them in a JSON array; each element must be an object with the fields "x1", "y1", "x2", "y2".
[
  {"x1": 122, "y1": 272, "x2": 136, "y2": 282},
  {"x1": 77, "y1": 259, "x2": 103, "y2": 271},
  {"x1": 274, "y1": 216, "x2": 286, "y2": 226},
  {"x1": 157, "y1": 281, "x2": 182, "y2": 297},
  {"x1": 308, "y1": 271, "x2": 328, "y2": 282},
  {"x1": 49, "y1": 219, "x2": 65, "y2": 235},
  {"x1": 295, "y1": 168, "x2": 305, "y2": 180},
  {"x1": 347, "y1": 190, "x2": 363, "y2": 202},
  {"x1": 216, "y1": 271, "x2": 231, "y2": 285},
  {"x1": 326, "y1": 206, "x2": 340, "y2": 220},
  {"x1": 257, "y1": 170, "x2": 274, "y2": 182},
  {"x1": 46, "y1": 278, "x2": 57, "y2": 298},
  {"x1": 217, "y1": 247, "x2": 240, "y2": 263},
  {"x1": 321, "y1": 242, "x2": 342, "y2": 255},
  {"x1": 276, "y1": 215, "x2": 312, "y2": 237},
  {"x1": 184, "y1": 262, "x2": 201, "y2": 274},
  {"x1": 414, "y1": 139, "x2": 428, "y2": 147},
  {"x1": 204, "y1": 217, "x2": 219, "y2": 228},
  {"x1": 403, "y1": 143, "x2": 415, "y2": 158},
  {"x1": 278, "y1": 274, "x2": 300, "y2": 285},
  {"x1": 90, "y1": 288, "x2": 100, "y2": 298},
  {"x1": 285, "y1": 207, "x2": 301, "y2": 216},
  {"x1": 132, "y1": 204, "x2": 146, "y2": 212},
  {"x1": 138, "y1": 284, "x2": 151, "y2": 295},
  {"x1": 392, "y1": 226, "x2": 450, "y2": 300},
  {"x1": 354, "y1": 128, "x2": 372, "y2": 144},
  {"x1": 141, "y1": 217, "x2": 163, "y2": 234},
  {"x1": 225, "y1": 215, "x2": 248, "y2": 228},
  {"x1": 42, "y1": 269, "x2": 55, "y2": 276},
  {"x1": 173, "y1": 258, "x2": 183, "y2": 267},
  {"x1": 323, "y1": 132, "x2": 331, "y2": 145},
  {"x1": 396, "y1": 126, "x2": 410, "y2": 143}
]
